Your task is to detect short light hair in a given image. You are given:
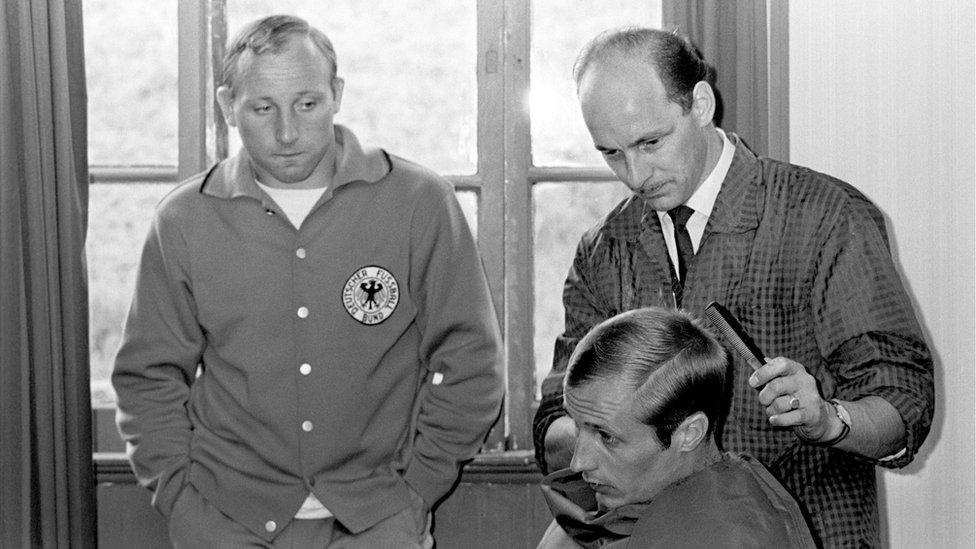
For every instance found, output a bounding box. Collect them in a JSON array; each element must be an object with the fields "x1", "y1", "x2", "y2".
[
  {"x1": 573, "y1": 26, "x2": 714, "y2": 113},
  {"x1": 221, "y1": 14, "x2": 338, "y2": 94},
  {"x1": 565, "y1": 307, "x2": 729, "y2": 448}
]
